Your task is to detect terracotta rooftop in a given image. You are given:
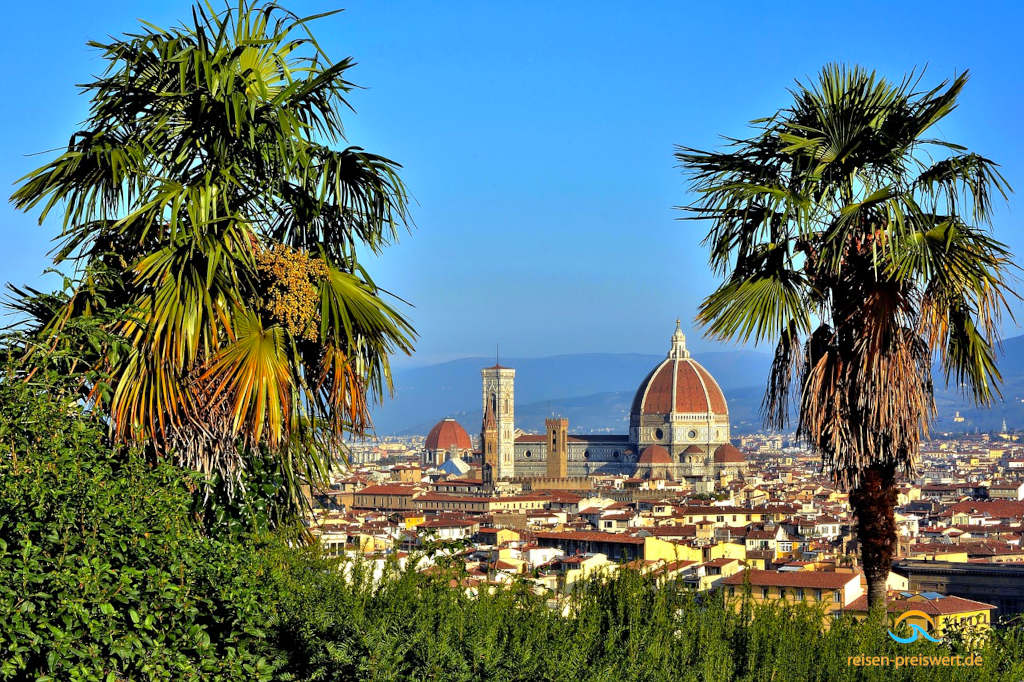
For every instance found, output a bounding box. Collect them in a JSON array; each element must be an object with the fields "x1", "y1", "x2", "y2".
[
  {"x1": 714, "y1": 443, "x2": 745, "y2": 464},
  {"x1": 638, "y1": 444, "x2": 672, "y2": 465},
  {"x1": 844, "y1": 592, "x2": 996, "y2": 615},
  {"x1": 535, "y1": 530, "x2": 645, "y2": 545},
  {"x1": 723, "y1": 569, "x2": 861, "y2": 589},
  {"x1": 356, "y1": 484, "x2": 420, "y2": 496},
  {"x1": 948, "y1": 500, "x2": 1024, "y2": 518},
  {"x1": 515, "y1": 434, "x2": 547, "y2": 443}
]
